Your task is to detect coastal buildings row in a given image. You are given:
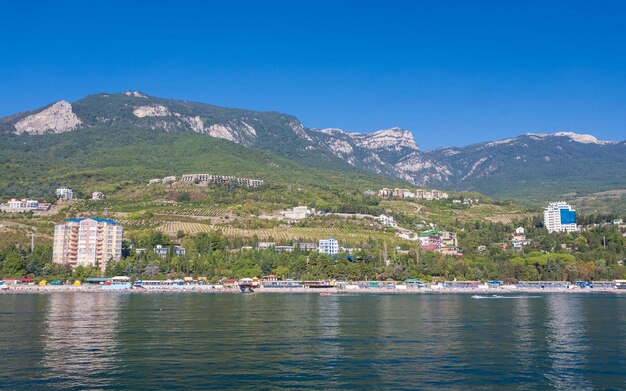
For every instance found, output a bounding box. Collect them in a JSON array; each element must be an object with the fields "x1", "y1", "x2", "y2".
[
  {"x1": 544, "y1": 202, "x2": 578, "y2": 233},
  {"x1": 52, "y1": 217, "x2": 123, "y2": 273},
  {"x1": 0, "y1": 198, "x2": 51, "y2": 212},
  {"x1": 181, "y1": 173, "x2": 264, "y2": 187},
  {"x1": 377, "y1": 187, "x2": 449, "y2": 200},
  {"x1": 1, "y1": 189, "x2": 105, "y2": 212},
  {"x1": 7, "y1": 276, "x2": 625, "y2": 291},
  {"x1": 250, "y1": 239, "x2": 349, "y2": 256}
]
